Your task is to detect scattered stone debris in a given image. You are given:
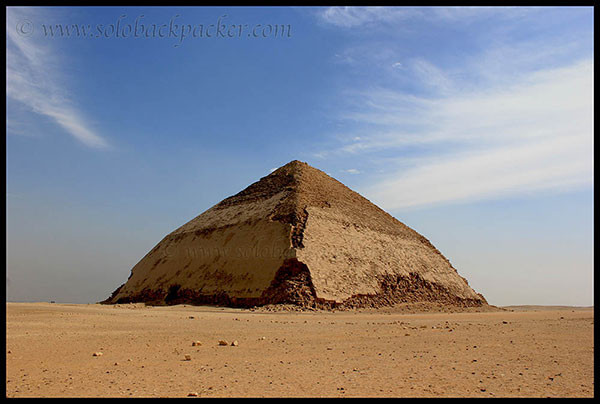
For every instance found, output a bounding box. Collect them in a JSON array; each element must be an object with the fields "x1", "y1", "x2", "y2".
[{"x1": 192, "y1": 341, "x2": 202, "y2": 346}]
